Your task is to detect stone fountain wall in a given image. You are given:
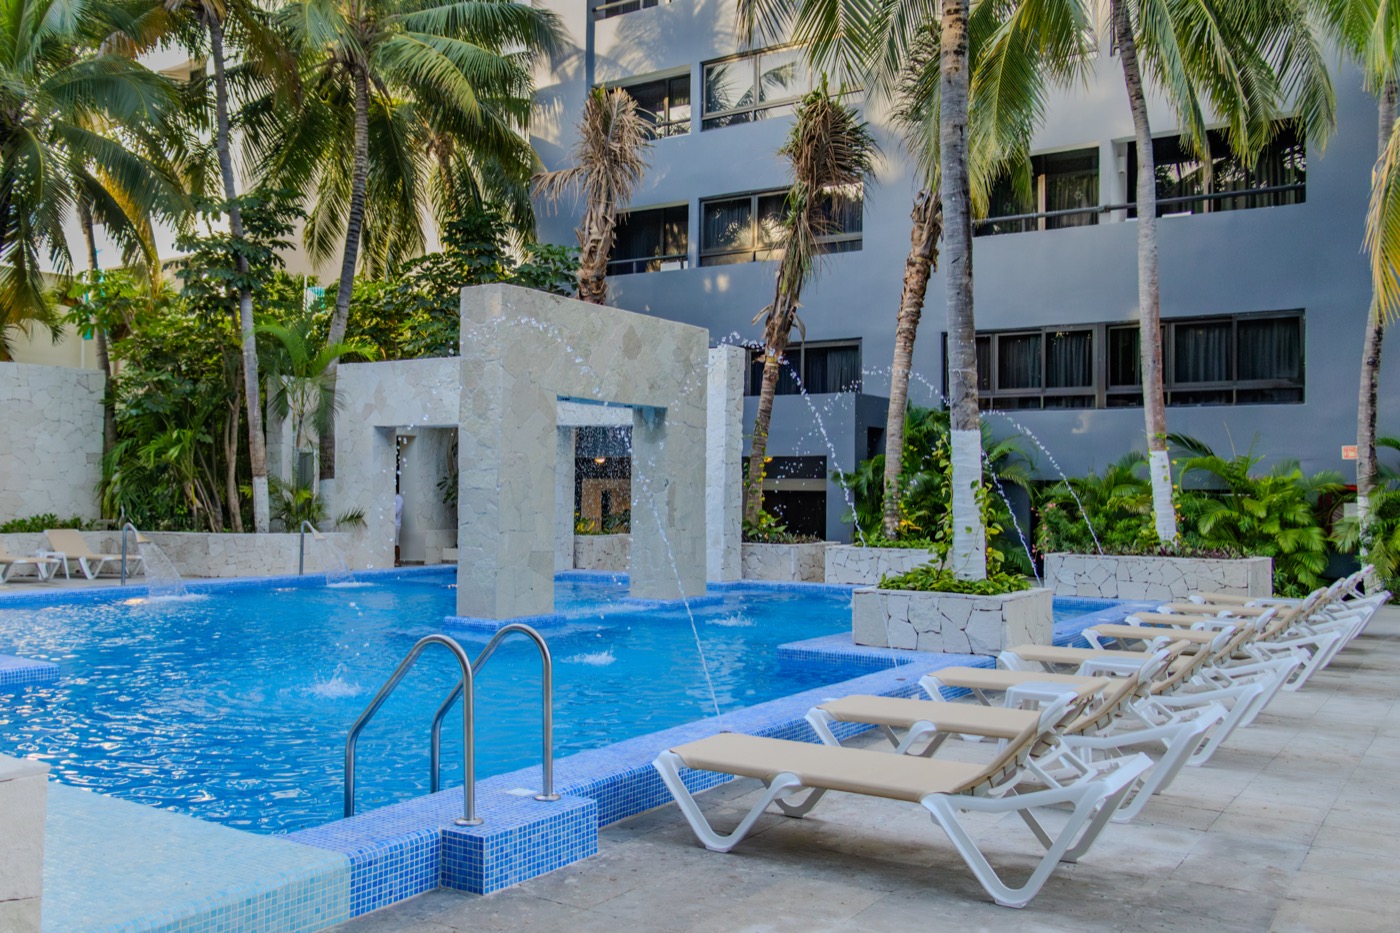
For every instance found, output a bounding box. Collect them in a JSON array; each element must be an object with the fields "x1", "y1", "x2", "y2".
[
  {"x1": 1044, "y1": 553, "x2": 1273, "y2": 600},
  {"x1": 0, "y1": 363, "x2": 103, "y2": 523}
]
